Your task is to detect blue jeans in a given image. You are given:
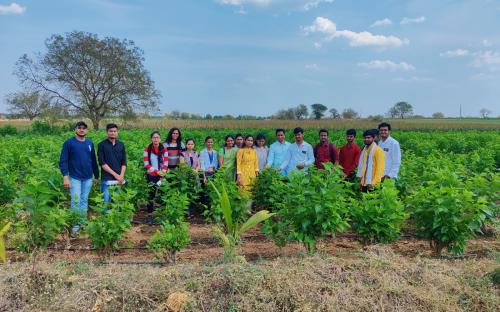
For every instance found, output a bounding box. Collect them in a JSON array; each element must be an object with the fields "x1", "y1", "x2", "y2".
[
  {"x1": 70, "y1": 177, "x2": 92, "y2": 231},
  {"x1": 101, "y1": 182, "x2": 119, "y2": 203}
]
